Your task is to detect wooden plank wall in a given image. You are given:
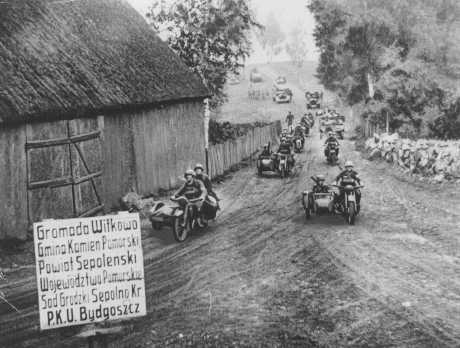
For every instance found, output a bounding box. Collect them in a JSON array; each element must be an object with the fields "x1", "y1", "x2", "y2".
[
  {"x1": 208, "y1": 122, "x2": 280, "y2": 179},
  {"x1": 102, "y1": 101, "x2": 205, "y2": 210},
  {"x1": 0, "y1": 124, "x2": 28, "y2": 240},
  {"x1": 102, "y1": 113, "x2": 137, "y2": 211},
  {"x1": 132, "y1": 101, "x2": 205, "y2": 194}
]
